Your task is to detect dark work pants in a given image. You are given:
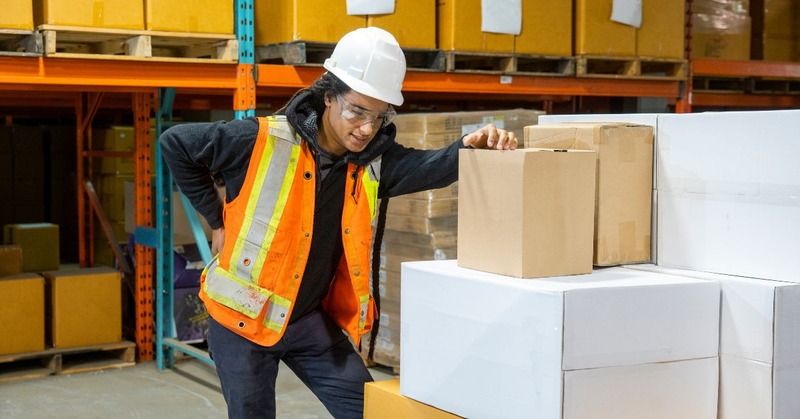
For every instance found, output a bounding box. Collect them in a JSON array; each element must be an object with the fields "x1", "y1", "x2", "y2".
[{"x1": 207, "y1": 309, "x2": 373, "y2": 419}]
